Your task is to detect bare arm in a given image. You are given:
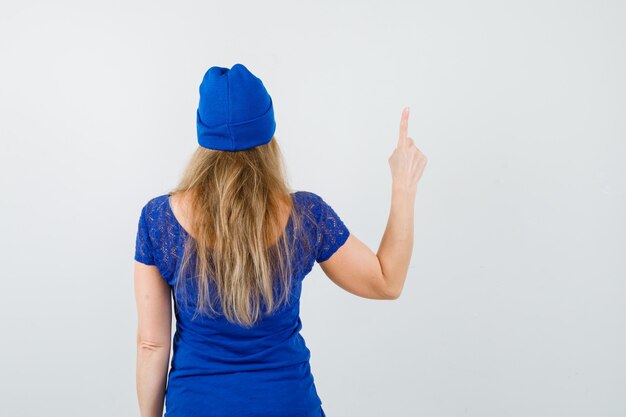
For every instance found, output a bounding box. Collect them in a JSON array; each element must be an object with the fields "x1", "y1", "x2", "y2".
[
  {"x1": 134, "y1": 261, "x2": 172, "y2": 417},
  {"x1": 376, "y1": 185, "x2": 416, "y2": 298},
  {"x1": 378, "y1": 106, "x2": 426, "y2": 297},
  {"x1": 319, "y1": 106, "x2": 426, "y2": 299}
]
